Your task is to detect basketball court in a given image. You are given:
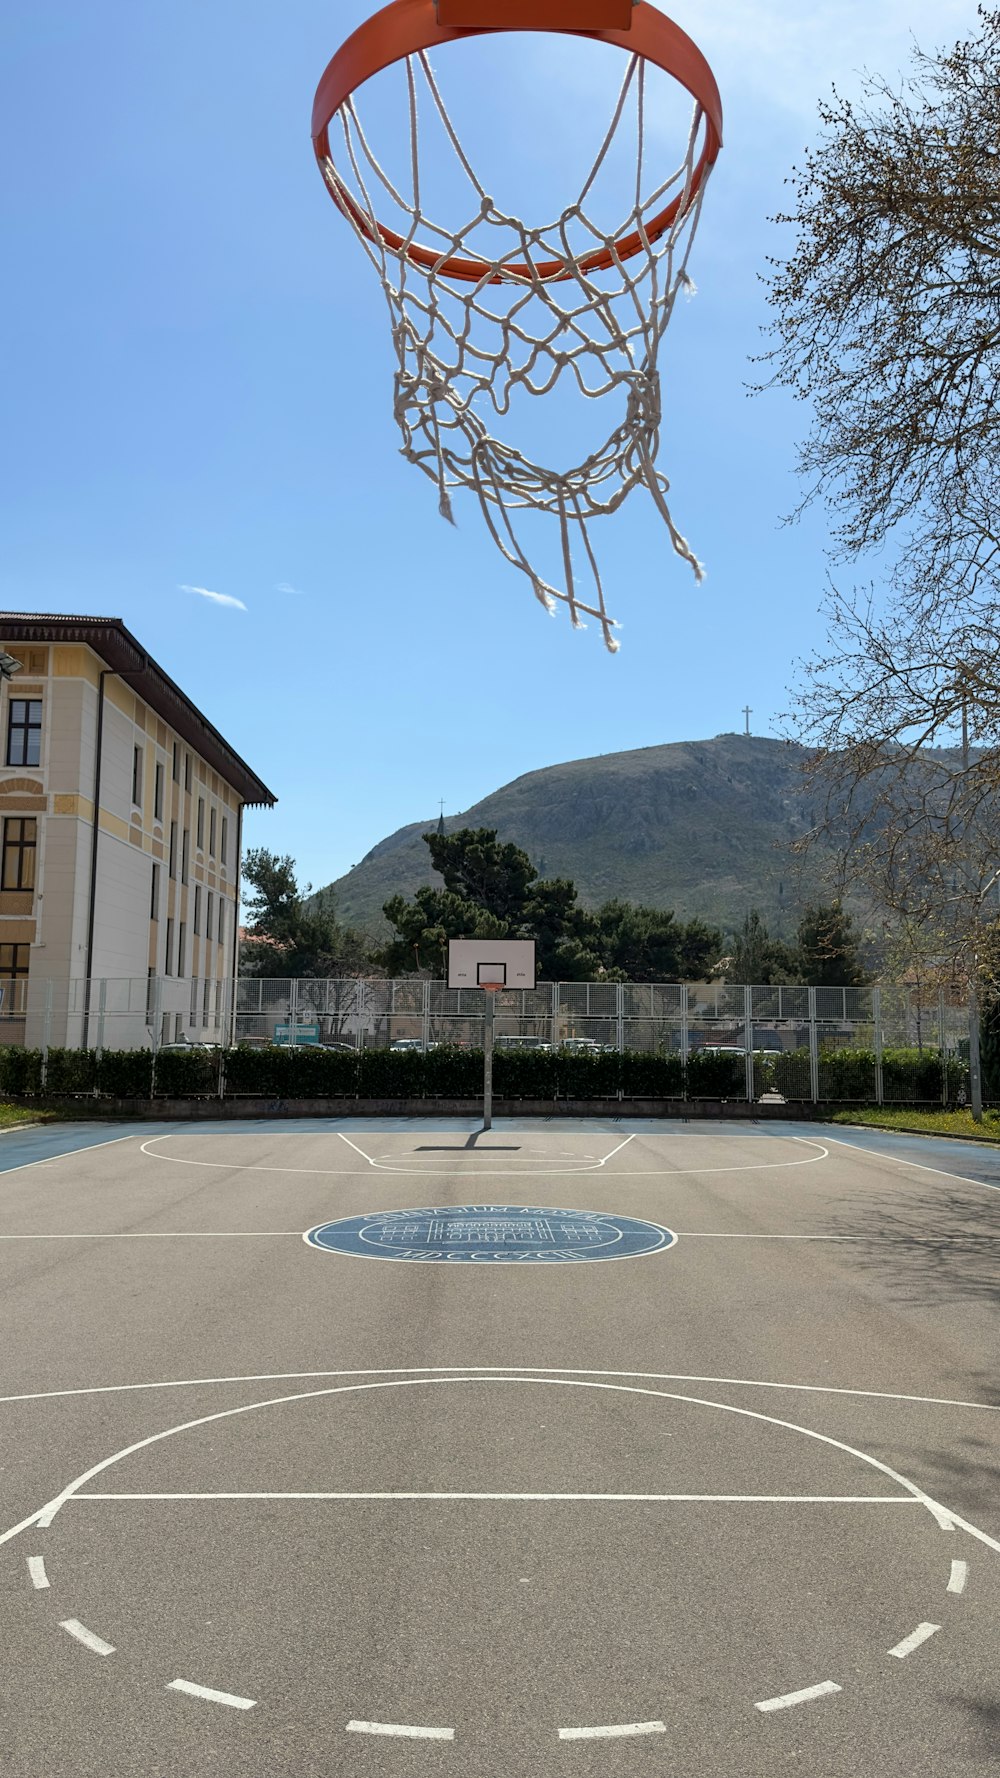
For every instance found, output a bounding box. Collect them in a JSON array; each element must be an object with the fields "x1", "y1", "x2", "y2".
[{"x1": 1, "y1": 1113, "x2": 998, "y2": 1774}]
